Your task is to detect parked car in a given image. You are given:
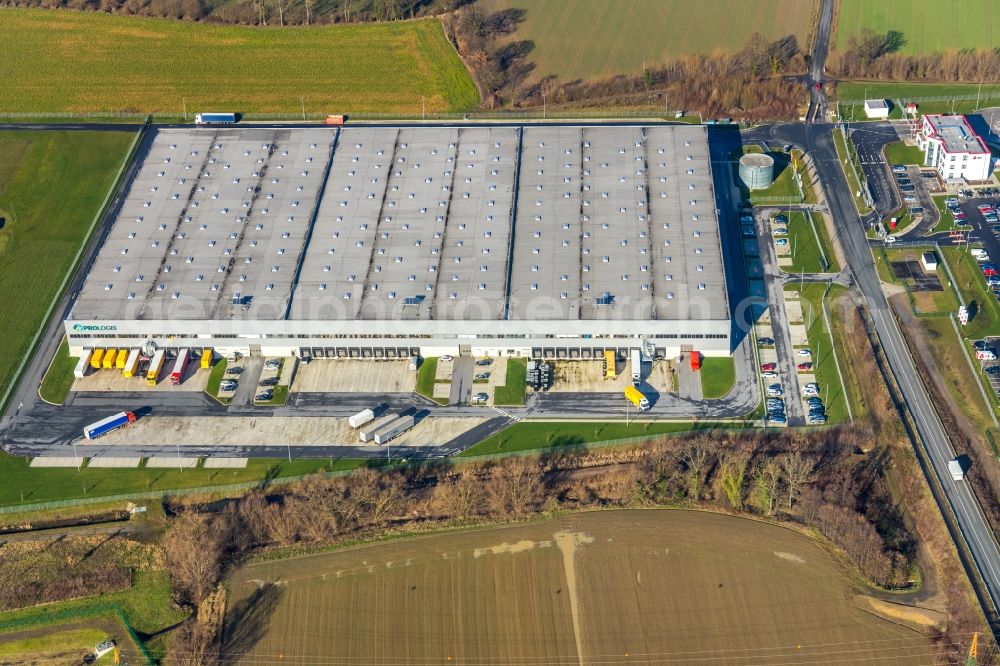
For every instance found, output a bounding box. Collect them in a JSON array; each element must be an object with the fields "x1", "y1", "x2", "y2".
[
  {"x1": 892, "y1": 164, "x2": 906, "y2": 173},
  {"x1": 806, "y1": 397, "x2": 824, "y2": 407},
  {"x1": 220, "y1": 380, "x2": 237, "y2": 392},
  {"x1": 757, "y1": 337, "x2": 775, "y2": 346},
  {"x1": 797, "y1": 349, "x2": 812, "y2": 357},
  {"x1": 440, "y1": 354, "x2": 453, "y2": 361},
  {"x1": 475, "y1": 358, "x2": 493, "y2": 366},
  {"x1": 985, "y1": 366, "x2": 1000, "y2": 375},
  {"x1": 258, "y1": 377, "x2": 279, "y2": 387},
  {"x1": 766, "y1": 384, "x2": 783, "y2": 397},
  {"x1": 797, "y1": 362, "x2": 813, "y2": 371},
  {"x1": 474, "y1": 372, "x2": 491, "y2": 380},
  {"x1": 807, "y1": 415, "x2": 827, "y2": 425},
  {"x1": 225, "y1": 366, "x2": 243, "y2": 376},
  {"x1": 773, "y1": 214, "x2": 788, "y2": 225},
  {"x1": 900, "y1": 184, "x2": 916, "y2": 192},
  {"x1": 983, "y1": 265, "x2": 999, "y2": 277},
  {"x1": 760, "y1": 362, "x2": 776, "y2": 371},
  {"x1": 769, "y1": 414, "x2": 788, "y2": 425},
  {"x1": 255, "y1": 391, "x2": 273, "y2": 402},
  {"x1": 903, "y1": 195, "x2": 918, "y2": 203},
  {"x1": 775, "y1": 238, "x2": 789, "y2": 246},
  {"x1": 772, "y1": 228, "x2": 788, "y2": 236},
  {"x1": 471, "y1": 392, "x2": 488, "y2": 404},
  {"x1": 761, "y1": 371, "x2": 778, "y2": 379},
  {"x1": 264, "y1": 359, "x2": 281, "y2": 370}
]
